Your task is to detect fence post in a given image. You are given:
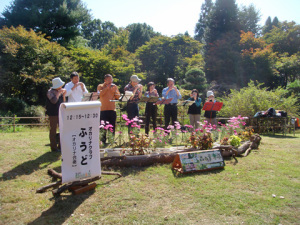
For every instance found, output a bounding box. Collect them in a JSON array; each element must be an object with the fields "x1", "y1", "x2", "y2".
[{"x1": 13, "y1": 115, "x2": 16, "y2": 132}]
